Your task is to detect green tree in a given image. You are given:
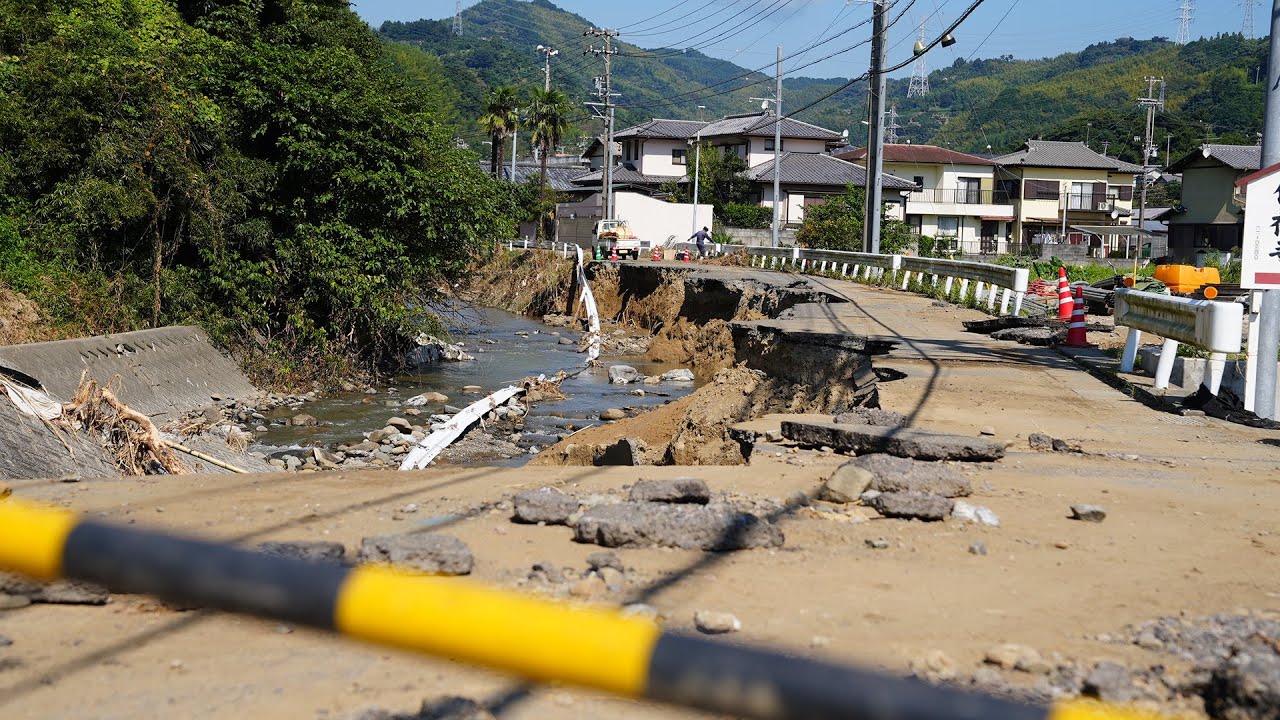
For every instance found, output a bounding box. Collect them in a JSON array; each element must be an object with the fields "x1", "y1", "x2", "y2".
[
  {"x1": 796, "y1": 185, "x2": 914, "y2": 253},
  {"x1": 477, "y1": 85, "x2": 520, "y2": 178},
  {"x1": 0, "y1": 0, "x2": 521, "y2": 386},
  {"x1": 663, "y1": 143, "x2": 752, "y2": 219},
  {"x1": 797, "y1": 186, "x2": 866, "y2": 251}
]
